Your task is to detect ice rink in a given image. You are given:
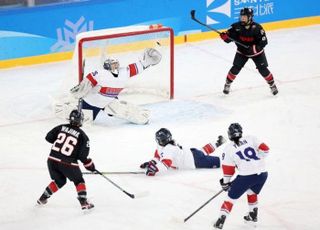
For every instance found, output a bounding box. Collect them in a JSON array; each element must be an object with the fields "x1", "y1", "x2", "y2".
[{"x1": 0, "y1": 25, "x2": 320, "y2": 230}]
